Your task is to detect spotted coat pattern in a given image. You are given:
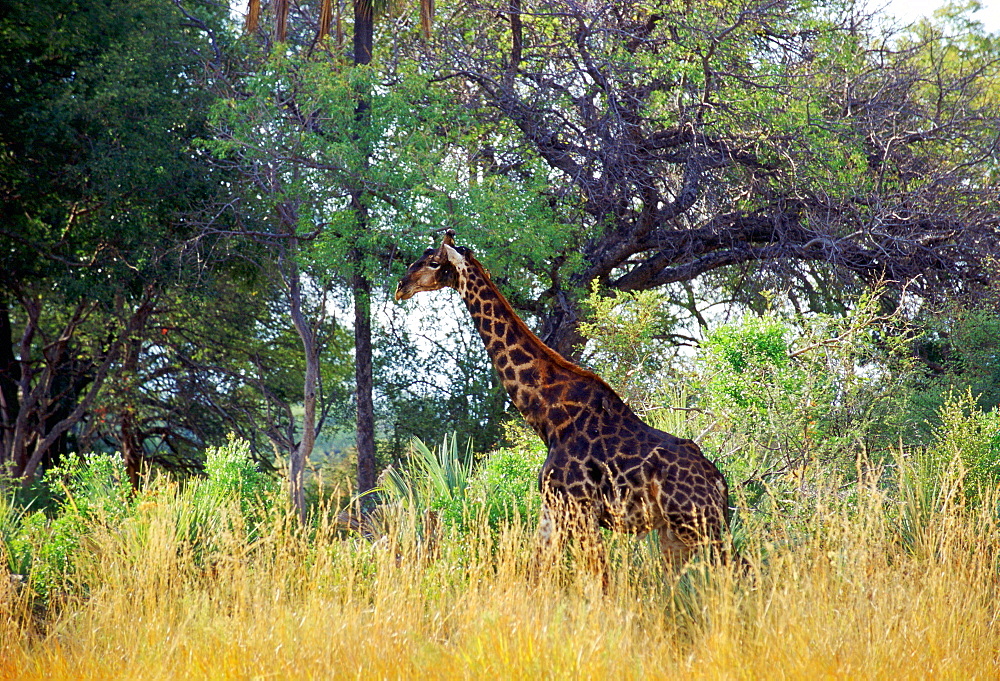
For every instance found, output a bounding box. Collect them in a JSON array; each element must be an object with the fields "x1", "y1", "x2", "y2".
[{"x1": 395, "y1": 231, "x2": 731, "y2": 565}]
